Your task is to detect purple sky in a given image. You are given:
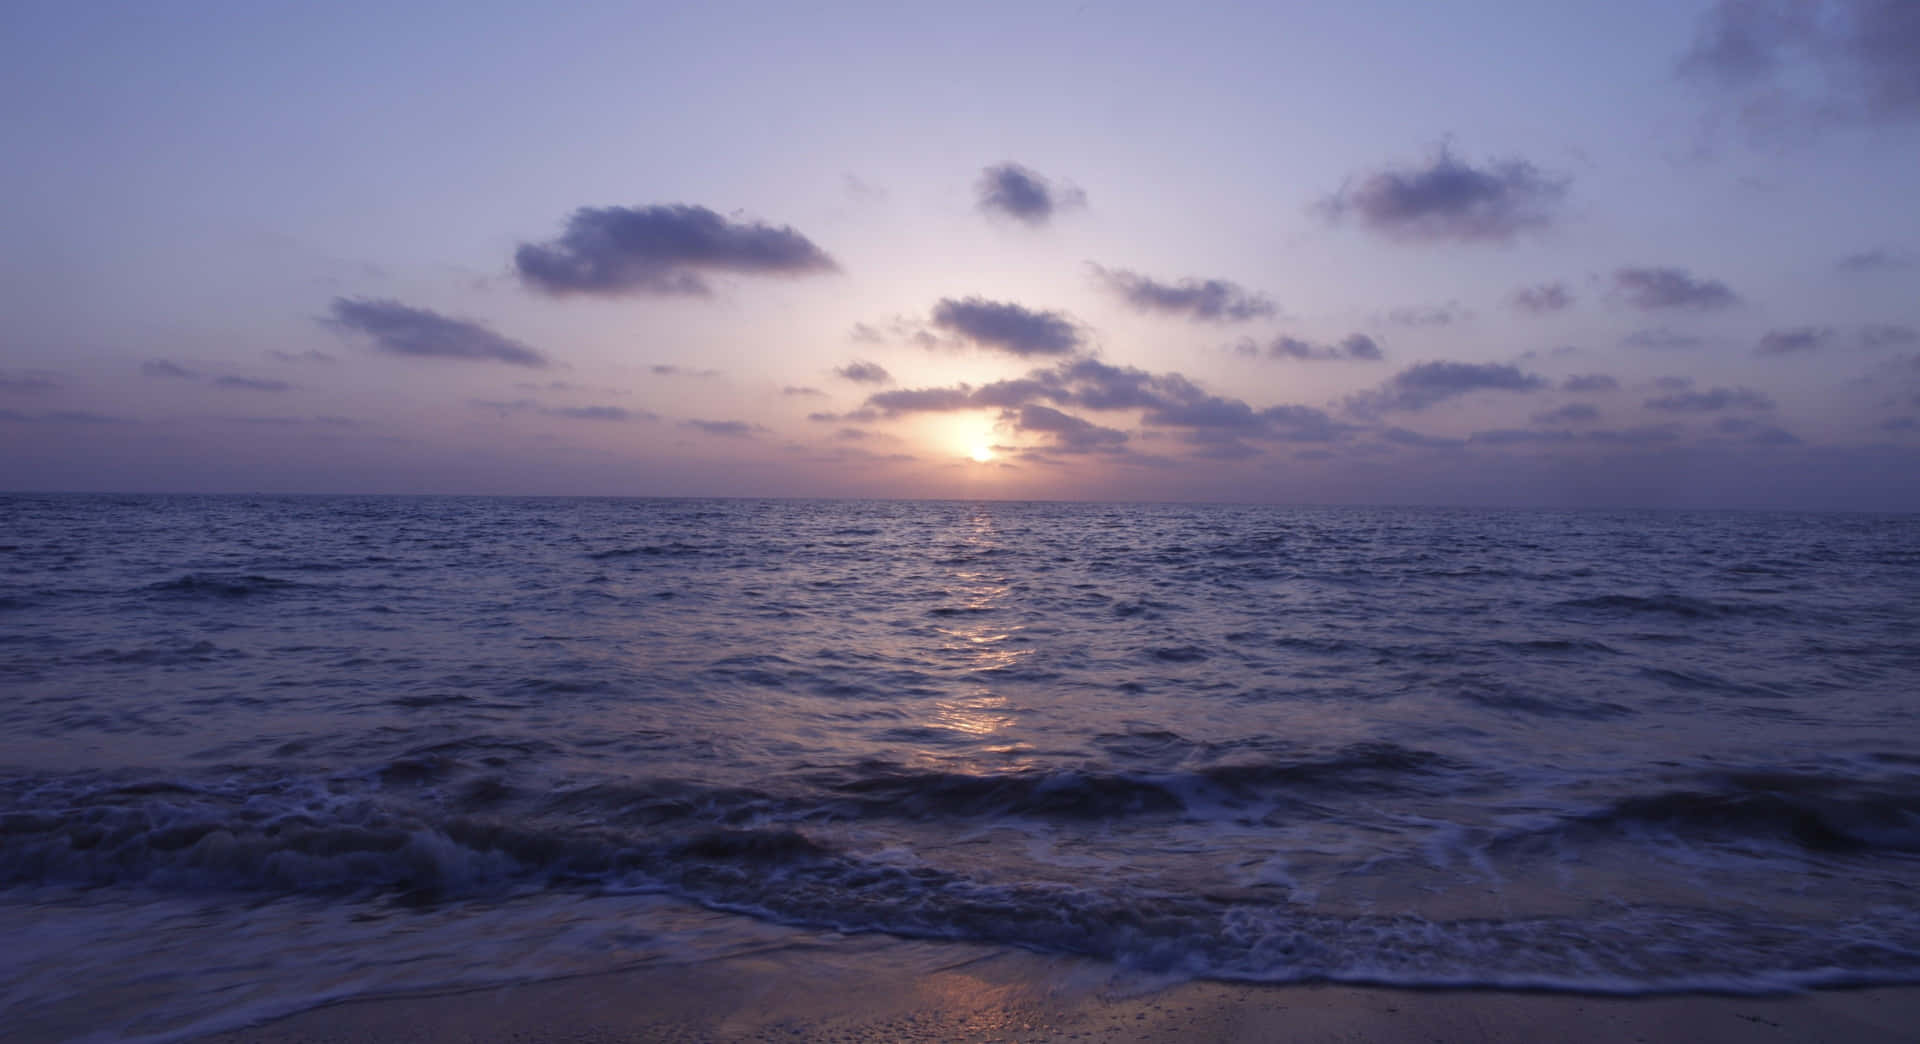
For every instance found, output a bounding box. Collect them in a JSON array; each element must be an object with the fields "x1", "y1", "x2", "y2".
[{"x1": 3, "y1": 1, "x2": 1917, "y2": 508}]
